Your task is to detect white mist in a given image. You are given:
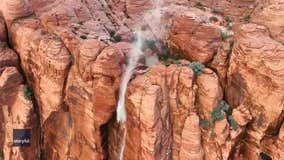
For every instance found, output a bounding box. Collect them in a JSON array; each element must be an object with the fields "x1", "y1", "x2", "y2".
[
  {"x1": 116, "y1": 0, "x2": 164, "y2": 159},
  {"x1": 116, "y1": 31, "x2": 143, "y2": 123}
]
